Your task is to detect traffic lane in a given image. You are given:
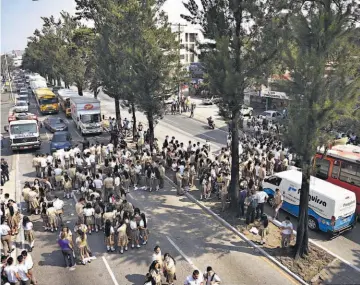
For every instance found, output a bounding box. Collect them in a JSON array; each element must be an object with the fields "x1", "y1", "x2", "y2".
[
  {"x1": 162, "y1": 114, "x2": 228, "y2": 146},
  {"x1": 29, "y1": 191, "x2": 116, "y2": 285},
  {"x1": 264, "y1": 203, "x2": 360, "y2": 266},
  {"x1": 127, "y1": 182, "x2": 297, "y2": 285},
  {"x1": 1, "y1": 95, "x2": 14, "y2": 167}
]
